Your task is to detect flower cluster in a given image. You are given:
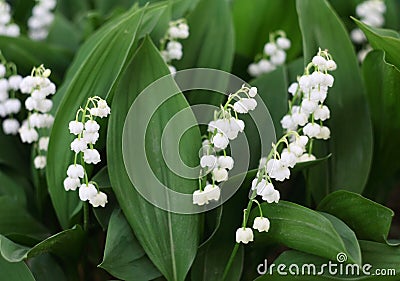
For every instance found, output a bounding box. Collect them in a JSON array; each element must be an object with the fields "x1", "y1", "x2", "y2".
[
  {"x1": 350, "y1": 0, "x2": 386, "y2": 61},
  {"x1": 19, "y1": 65, "x2": 56, "y2": 169},
  {"x1": 160, "y1": 19, "x2": 189, "y2": 75},
  {"x1": 248, "y1": 30, "x2": 291, "y2": 77},
  {"x1": 0, "y1": 0, "x2": 20, "y2": 37},
  {"x1": 193, "y1": 85, "x2": 258, "y2": 206},
  {"x1": 0, "y1": 55, "x2": 22, "y2": 136},
  {"x1": 236, "y1": 49, "x2": 337, "y2": 244},
  {"x1": 28, "y1": 0, "x2": 56, "y2": 40},
  {"x1": 64, "y1": 96, "x2": 110, "y2": 208}
]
